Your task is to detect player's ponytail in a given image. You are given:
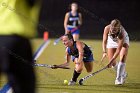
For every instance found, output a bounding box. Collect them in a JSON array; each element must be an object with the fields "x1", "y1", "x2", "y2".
[
  {"x1": 64, "y1": 33, "x2": 74, "y2": 42},
  {"x1": 68, "y1": 32, "x2": 74, "y2": 41}
]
